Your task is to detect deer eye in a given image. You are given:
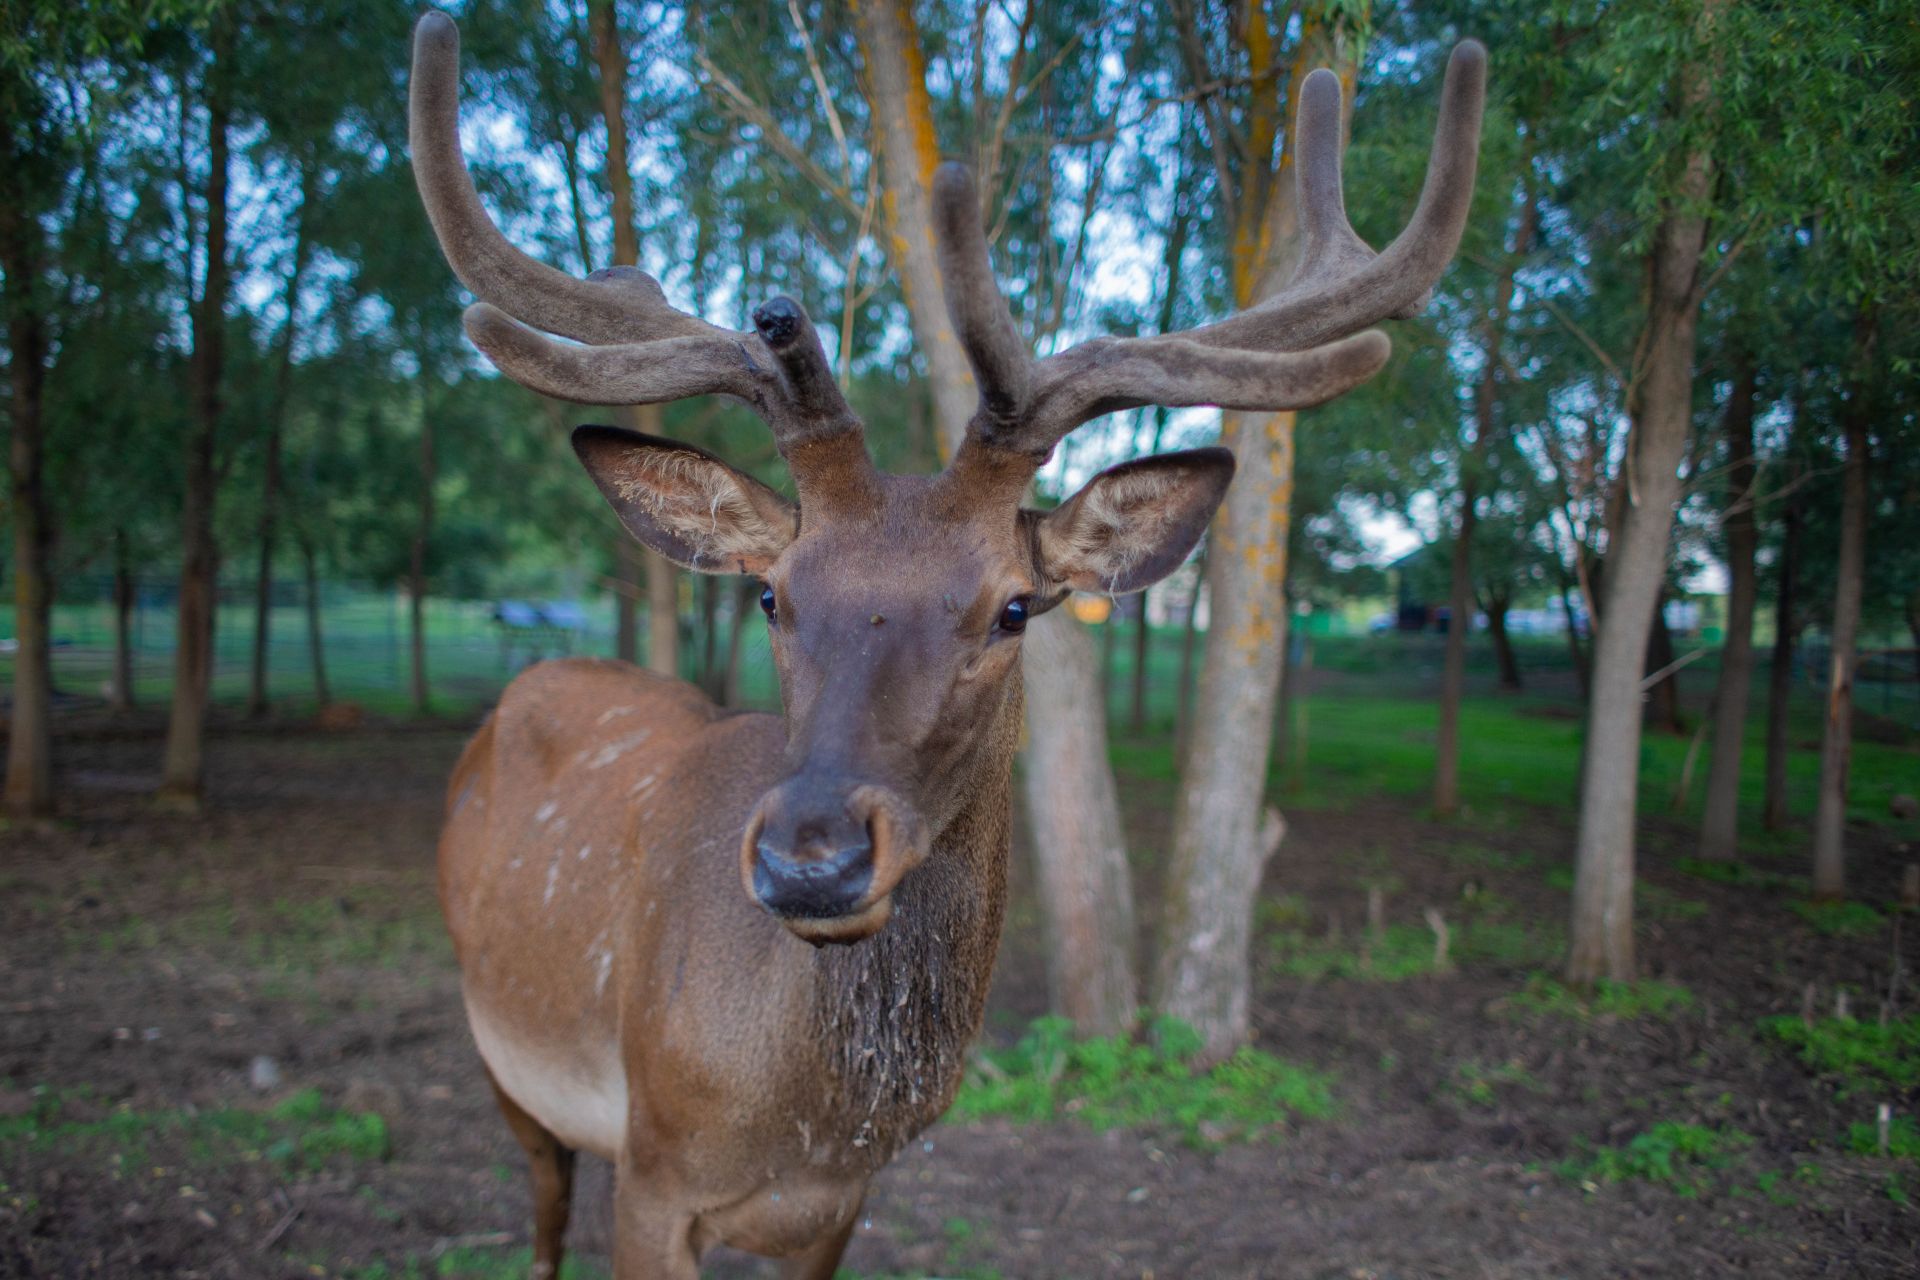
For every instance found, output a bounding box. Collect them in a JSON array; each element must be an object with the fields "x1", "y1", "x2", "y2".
[
  {"x1": 997, "y1": 596, "x2": 1030, "y2": 635},
  {"x1": 759, "y1": 584, "x2": 778, "y2": 624}
]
